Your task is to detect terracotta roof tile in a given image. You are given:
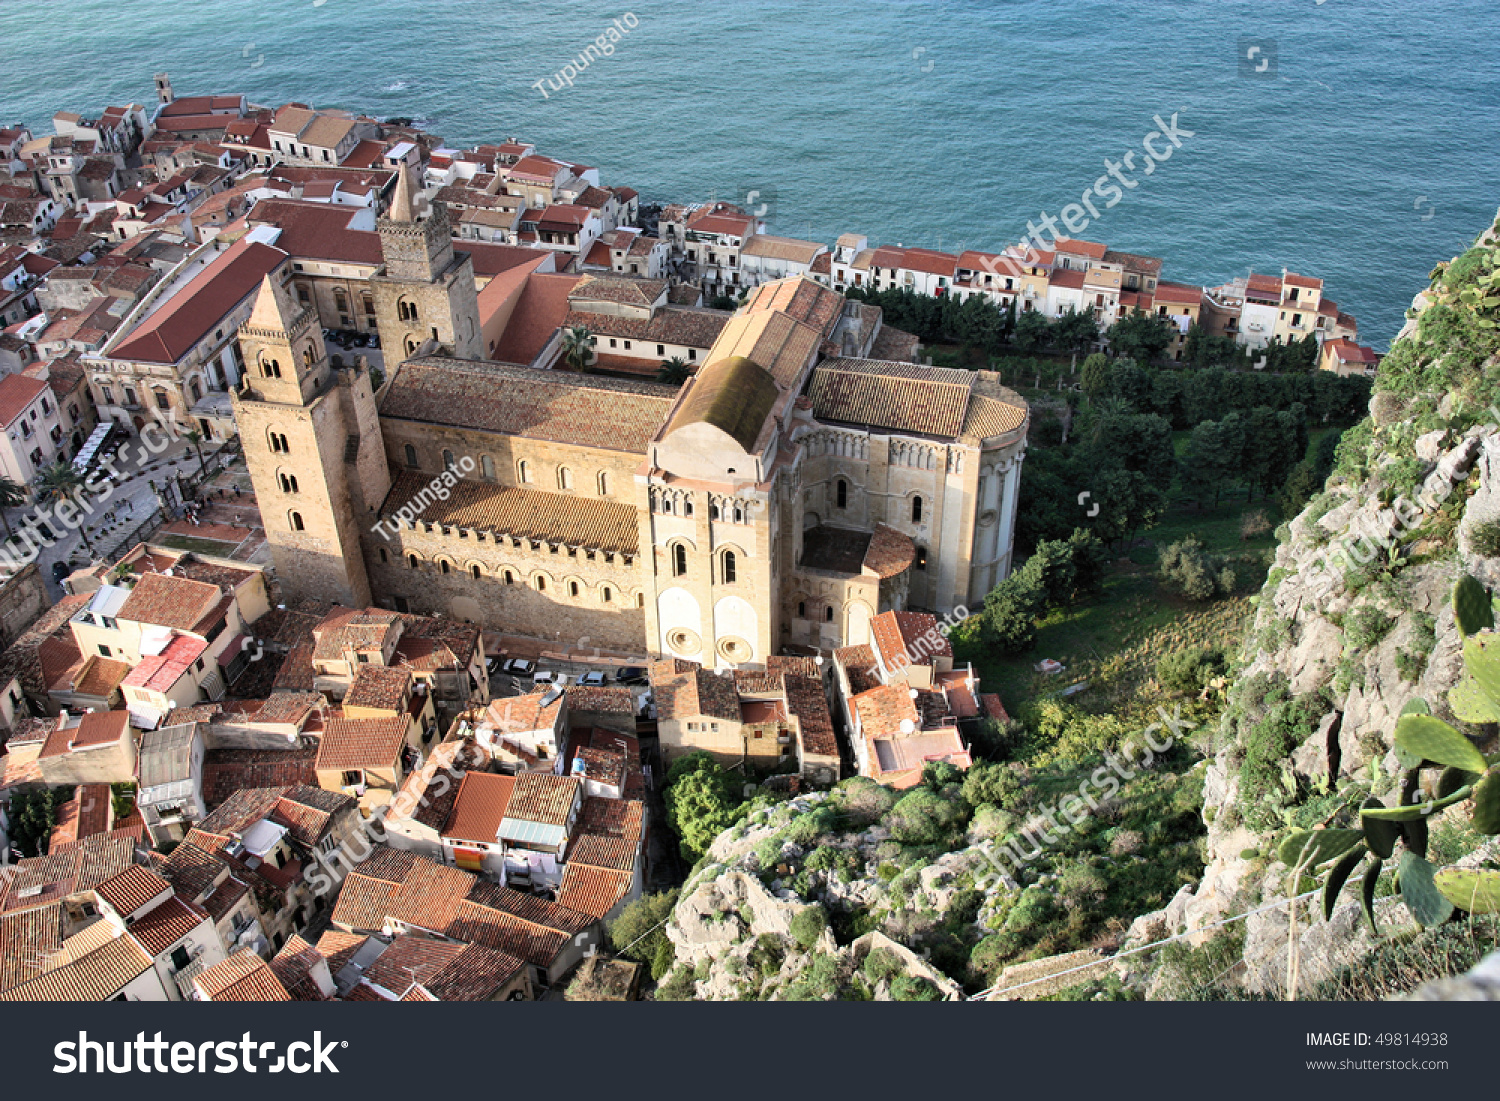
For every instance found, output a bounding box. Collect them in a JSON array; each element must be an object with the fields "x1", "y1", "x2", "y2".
[
  {"x1": 557, "y1": 864, "x2": 632, "y2": 919},
  {"x1": 117, "y1": 571, "x2": 220, "y2": 630},
  {"x1": 382, "y1": 357, "x2": 675, "y2": 454},
  {"x1": 129, "y1": 894, "x2": 209, "y2": 956},
  {"x1": 441, "y1": 772, "x2": 515, "y2": 844},
  {"x1": 93, "y1": 865, "x2": 169, "y2": 916},
  {"x1": 505, "y1": 773, "x2": 579, "y2": 826},
  {"x1": 195, "y1": 949, "x2": 292, "y2": 1001},
  {"x1": 380, "y1": 471, "x2": 640, "y2": 555},
  {"x1": 343, "y1": 664, "x2": 410, "y2": 711},
  {"x1": 576, "y1": 797, "x2": 643, "y2": 843},
  {"x1": 566, "y1": 833, "x2": 635, "y2": 871},
  {"x1": 316, "y1": 715, "x2": 409, "y2": 771}
]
